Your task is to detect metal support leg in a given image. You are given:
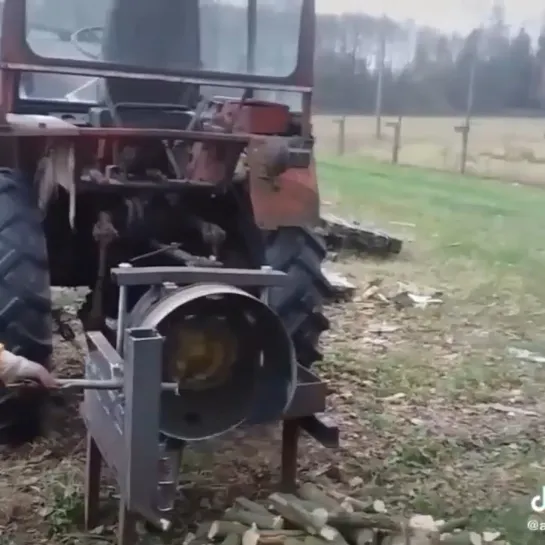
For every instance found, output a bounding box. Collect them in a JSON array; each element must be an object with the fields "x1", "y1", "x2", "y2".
[
  {"x1": 117, "y1": 499, "x2": 138, "y2": 545},
  {"x1": 280, "y1": 418, "x2": 300, "y2": 492},
  {"x1": 84, "y1": 433, "x2": 103, "y2": 530}
]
